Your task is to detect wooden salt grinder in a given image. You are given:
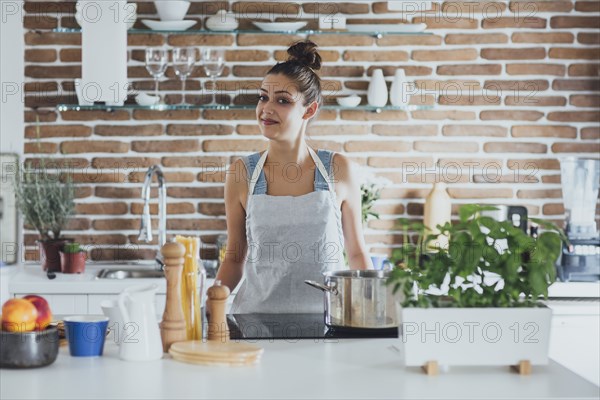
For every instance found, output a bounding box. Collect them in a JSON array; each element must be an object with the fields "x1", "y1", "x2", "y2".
[
  {"x1": 159, "y1": 241, "x2": 187, "y2": 352},
  {"x1": 206, "y1": 280, "x2": 231, "y2": 342}
]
